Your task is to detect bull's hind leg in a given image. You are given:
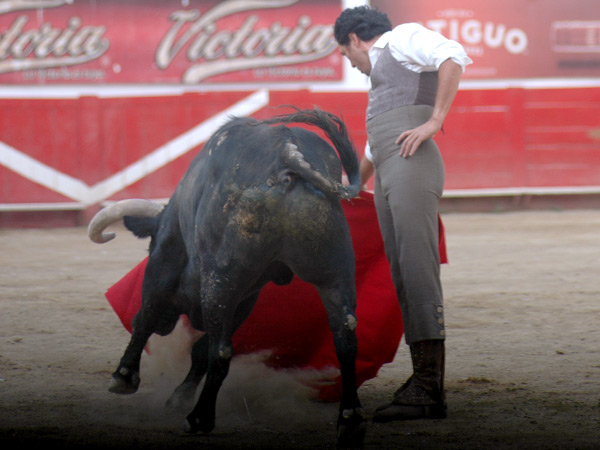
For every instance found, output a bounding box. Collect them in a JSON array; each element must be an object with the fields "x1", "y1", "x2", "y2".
[
  {"x1": 316, "y1": 283, "x2": 367, "y2": 448},
  {"x1": 183, "y1": 284, "x2": 261, "y2": 434},
  {"x1": 167, "y1": 292, "x2": 259, "y2": 411},
  {"x1": 182, "y1": 305, "x2": 233, "y2": 434},
  {"x1": 289, "y1": 210, "x2": 366, "y2": 447},
  {"x1": 166, "y1": 334, "x2": 208, "y2": 410},
  {"x1": 183, "y1": 330, "x2": 232, "y2": 434}
]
